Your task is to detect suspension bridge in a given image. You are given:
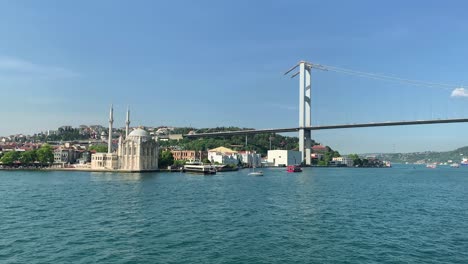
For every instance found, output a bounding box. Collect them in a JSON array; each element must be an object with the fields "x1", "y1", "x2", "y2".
[{"x1": 184, "y1": 61, "x2": 468, "y2": 165}]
